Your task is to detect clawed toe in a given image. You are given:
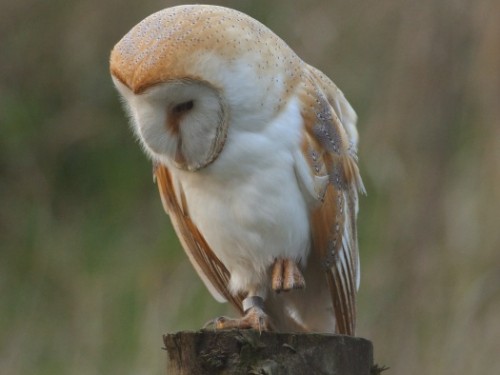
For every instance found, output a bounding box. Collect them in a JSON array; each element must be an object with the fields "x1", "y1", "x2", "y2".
[
  {"x1": 272, "y1": 258, "x2": 306, "y2": 292},
  {"x1": 202, "y1": 307, "x2": 273, "y2": 332},
  {"x1": 203, "y1": 316, "x2": 228, "y2": 330}
]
